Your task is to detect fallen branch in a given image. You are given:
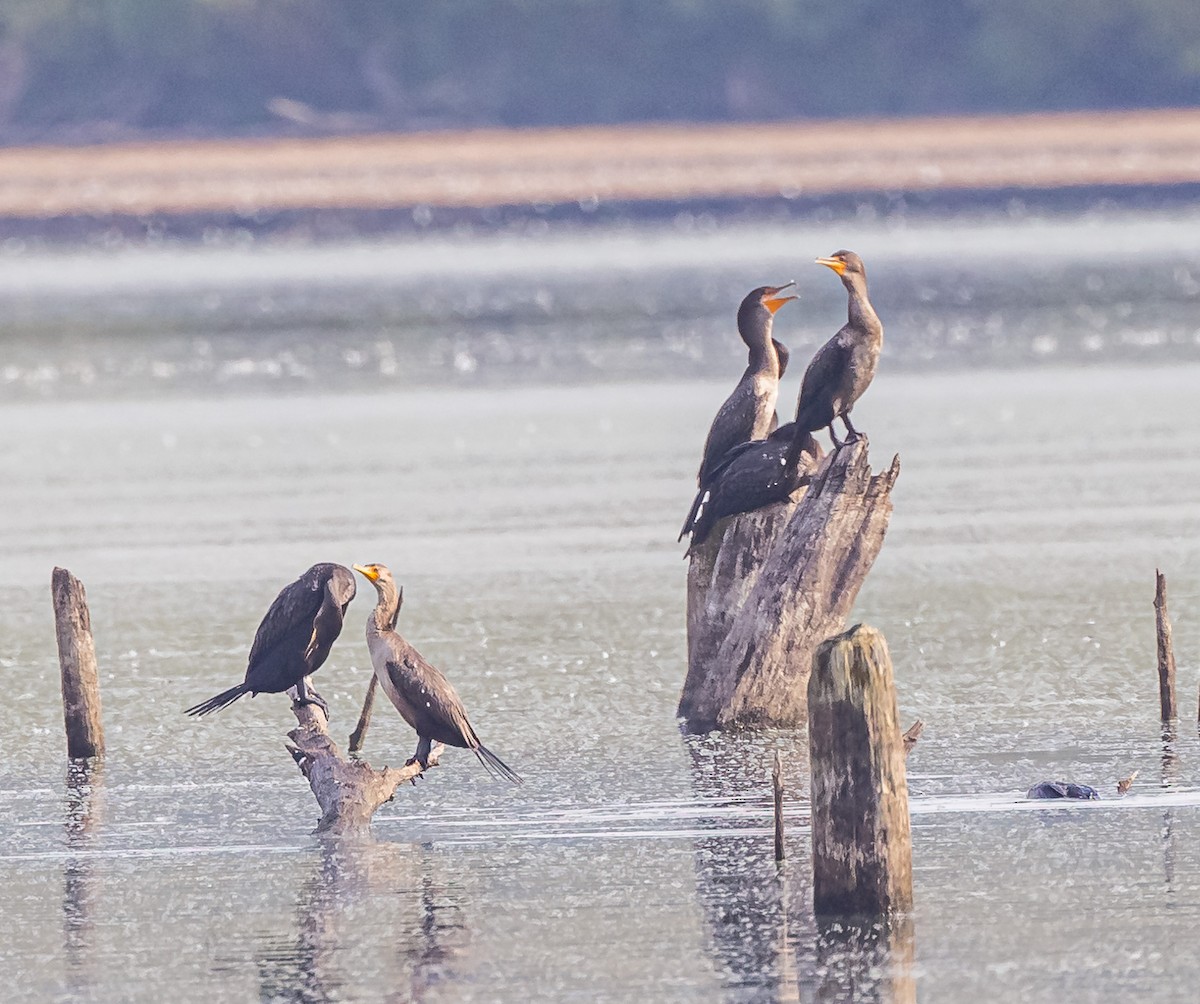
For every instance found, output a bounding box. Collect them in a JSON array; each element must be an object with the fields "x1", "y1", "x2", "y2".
[{"x1": 286, "y1": 689, "x2": 442, "y2": 836}]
